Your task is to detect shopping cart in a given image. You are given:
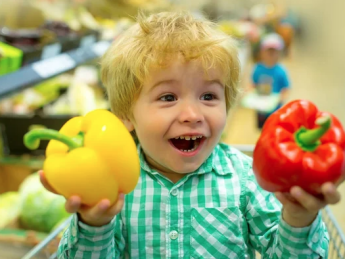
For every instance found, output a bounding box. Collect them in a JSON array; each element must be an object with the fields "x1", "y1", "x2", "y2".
[
  {"x1": 21, "y1": 144, "x2": 345, "y2": 259},
  {"x1": 322, "y1": 206, "x2": 345, "y2": 259}
]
